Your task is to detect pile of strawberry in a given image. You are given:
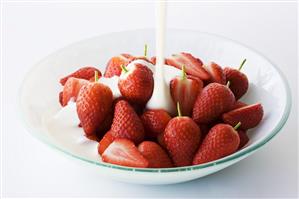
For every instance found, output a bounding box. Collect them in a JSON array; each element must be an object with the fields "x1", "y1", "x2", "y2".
[{"x1": 58, "y1": 52, "x2": 263, "y2": 168}]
